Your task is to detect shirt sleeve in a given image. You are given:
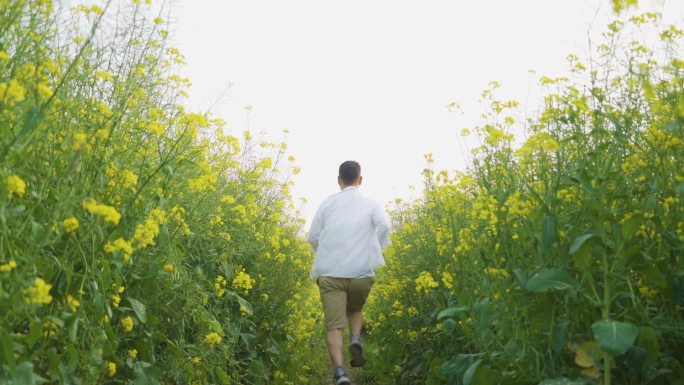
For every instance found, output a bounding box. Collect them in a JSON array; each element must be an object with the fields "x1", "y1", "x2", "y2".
[
  {"x1": 372, "y1": 202, "x2": 391, "y2": 249},
  {"x1": 307, "y1": 202, "x2": 325, "y2": 251}
]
